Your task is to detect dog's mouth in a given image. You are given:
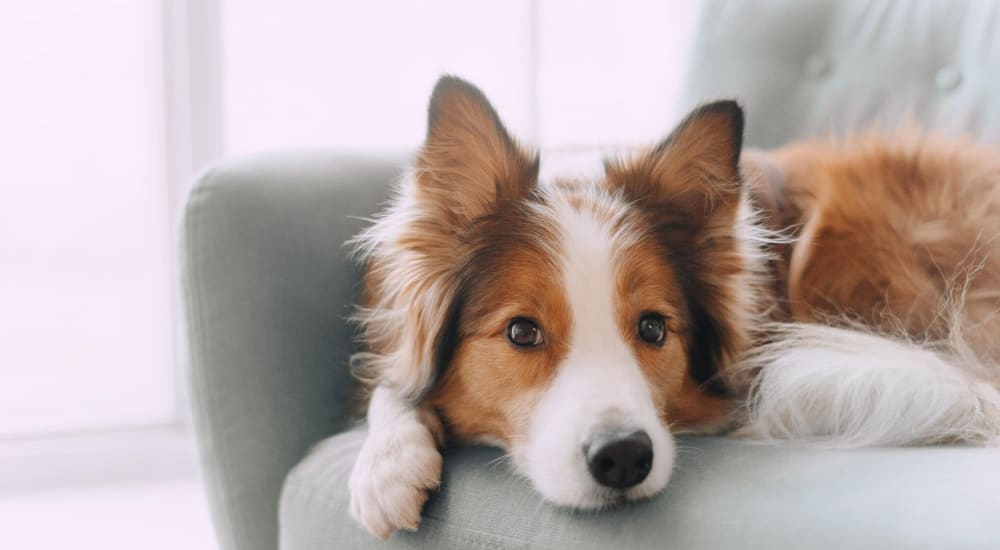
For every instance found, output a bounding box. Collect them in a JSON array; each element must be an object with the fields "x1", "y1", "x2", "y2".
[
  {"x1": 589, "y1": 485, "x2": 656, "y2": 508},
  {"x1": 542, "y1": 476, "x2": 665, "y2": 511}
]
